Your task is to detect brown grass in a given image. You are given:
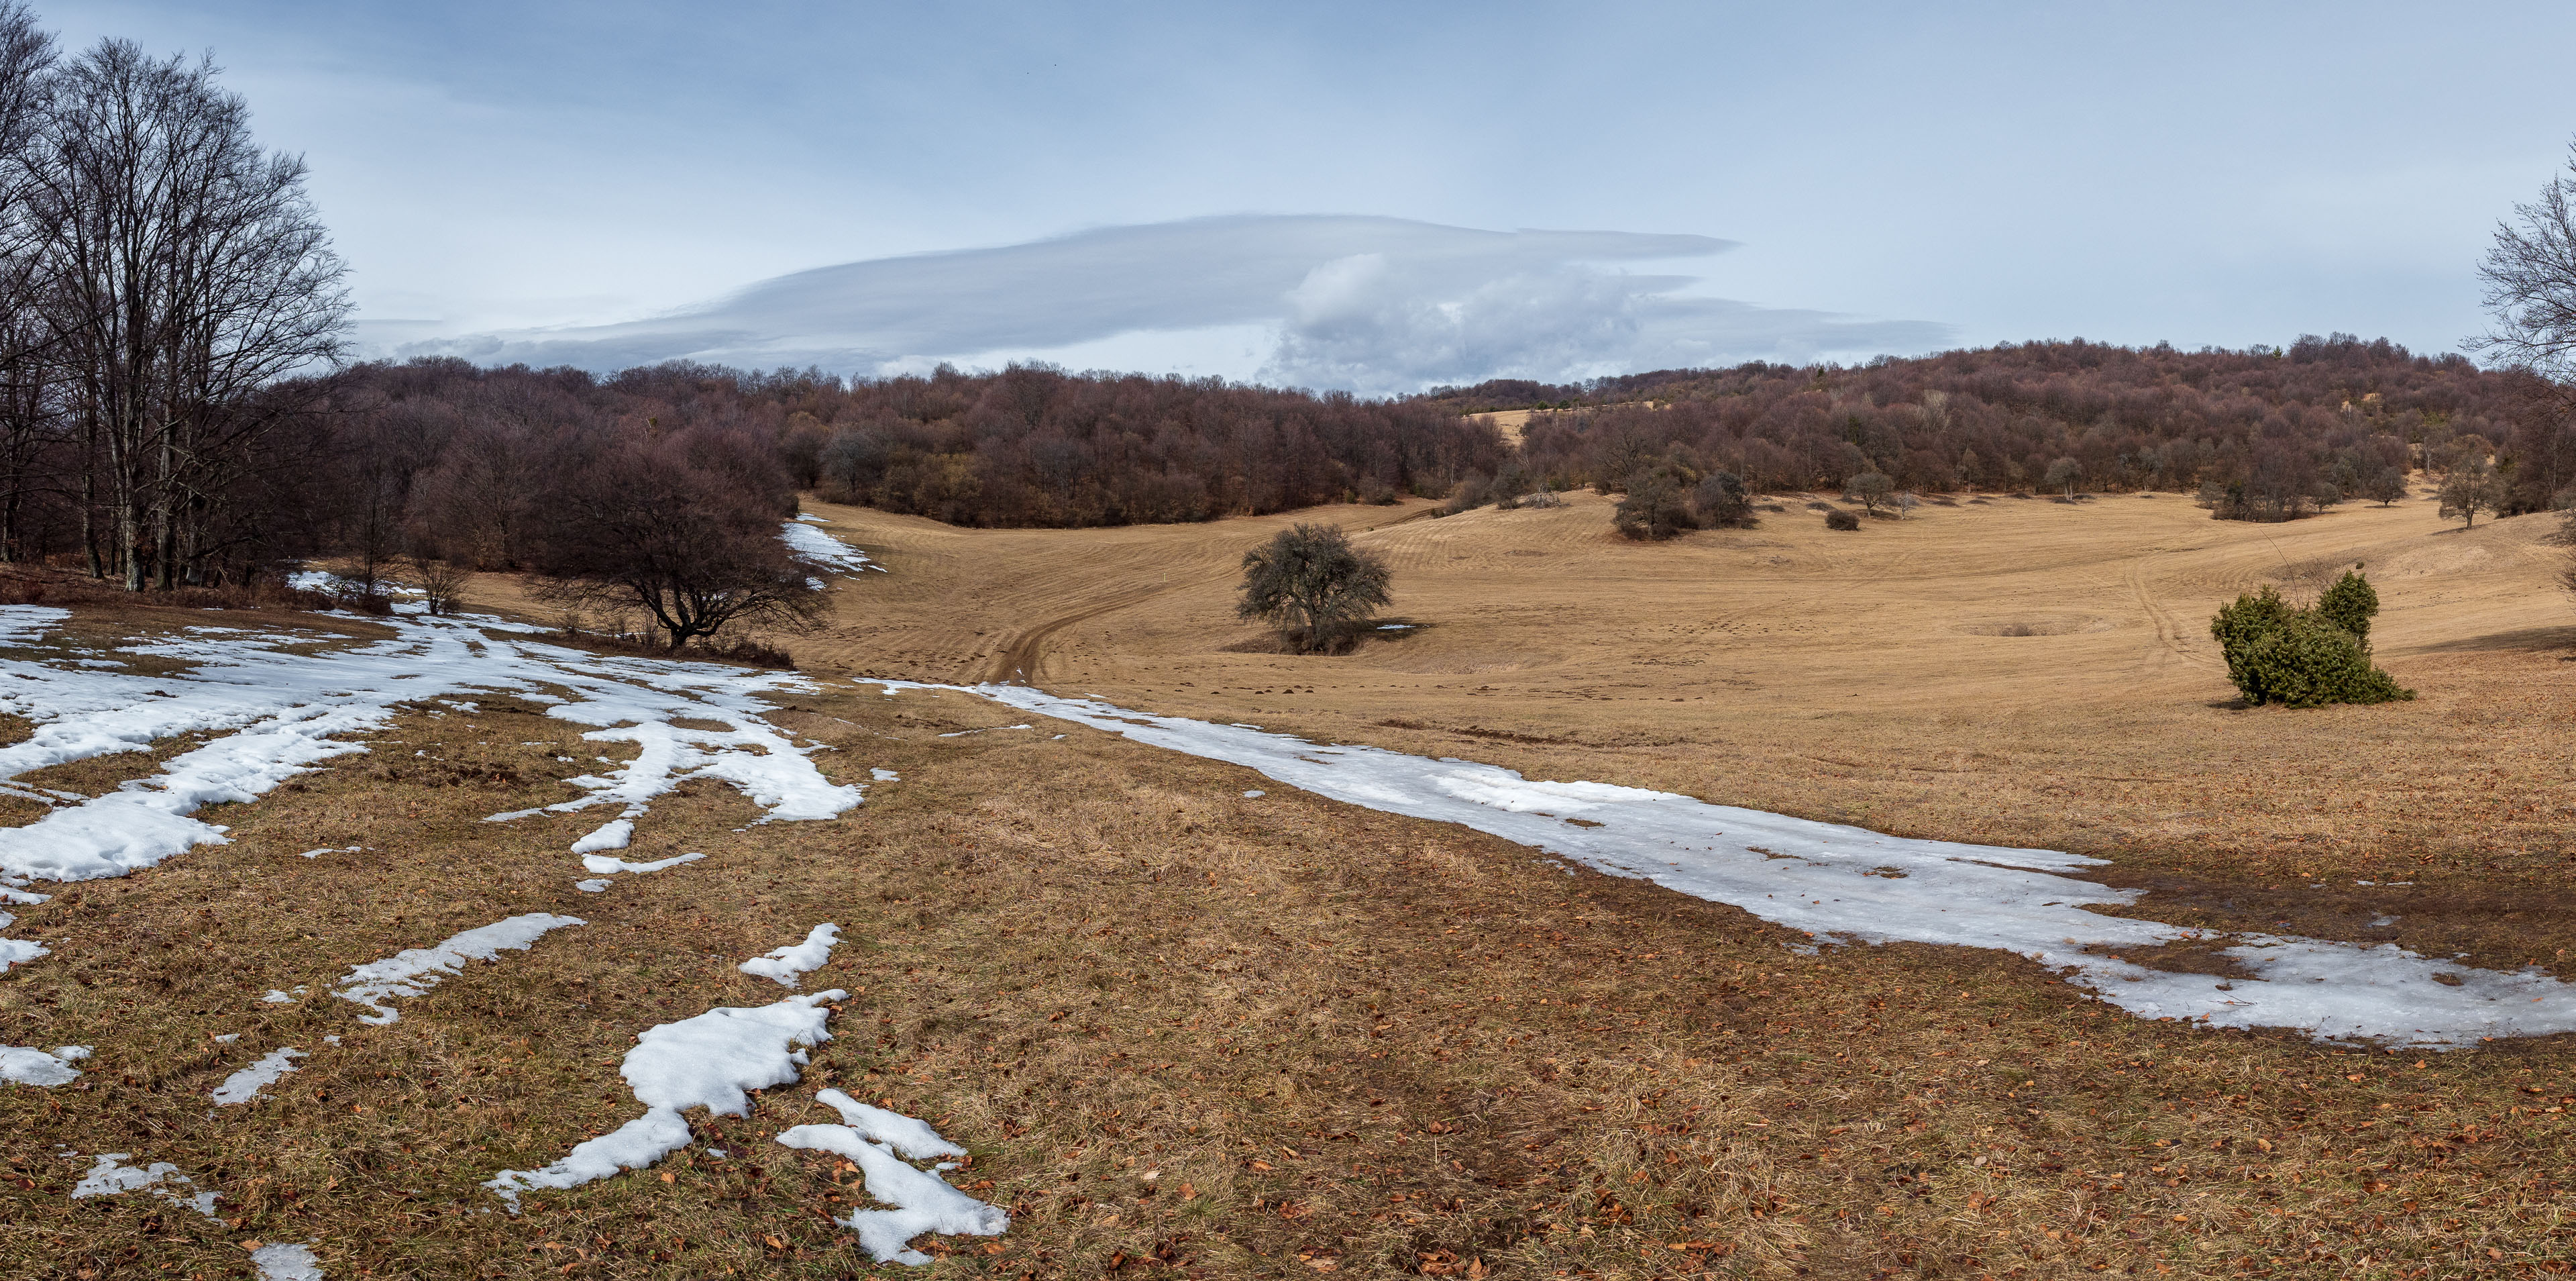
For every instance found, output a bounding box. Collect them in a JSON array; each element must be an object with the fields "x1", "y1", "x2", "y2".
[{"x1": 4, "y1": 489, "x2": 2576, "y2": 1278}]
